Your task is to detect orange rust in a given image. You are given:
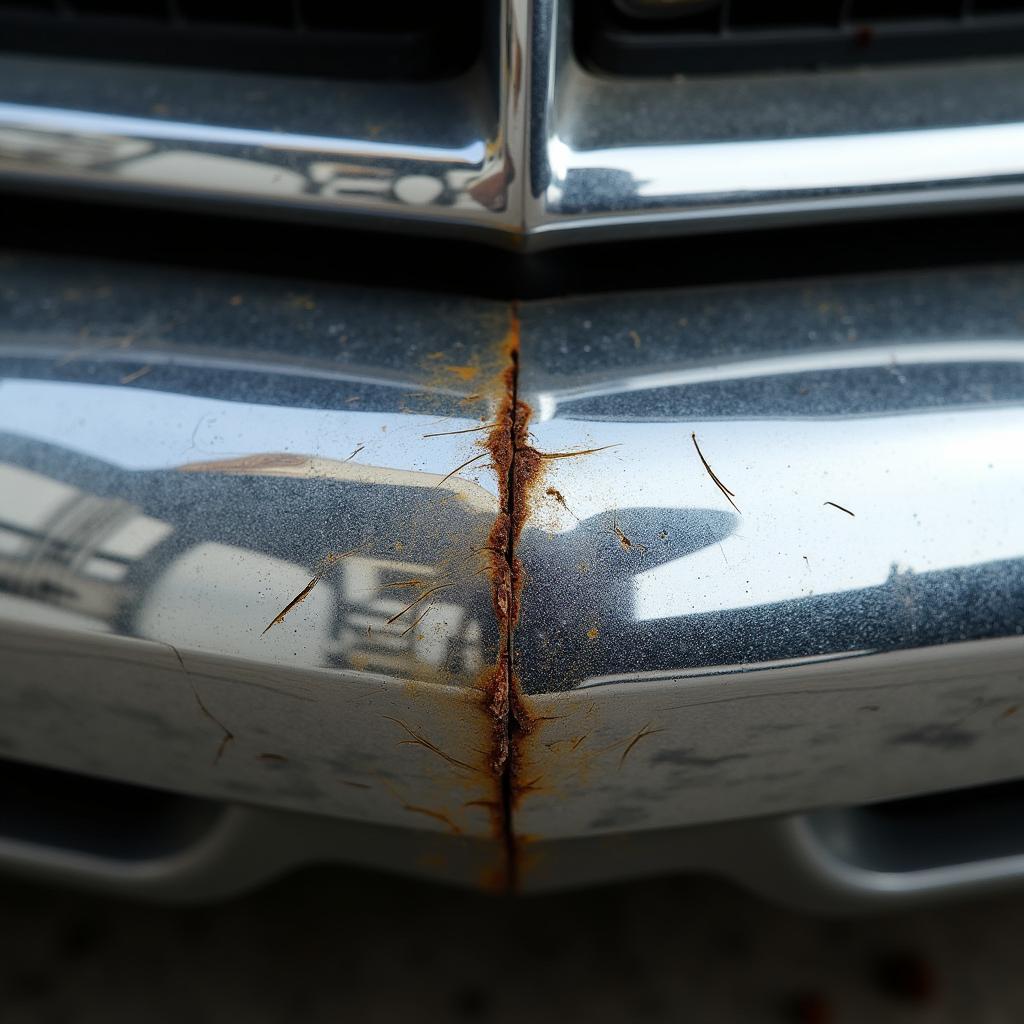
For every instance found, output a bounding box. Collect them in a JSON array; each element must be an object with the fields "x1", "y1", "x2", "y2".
[
  {"x1": 261, "y1": 546, "x2": 360, "y2": 636},
  {"x1": 545, "y1": 486, "x2": 579, "y2": 522},
  {"x1": 435, "y1": 451, "x2": 489, "y2": 487},
  {"x1": 443, "y1": 363, "x2": 481, "y2": 381},
  {"x1": 402, "y1": 804, "x2": 463, "y2": 835},
  {"x1": 614, "y1": 525, "x2": 632, "y2": 551},
  {"x1": 422, "y1": 422, "x2": 496, "y2": 438},
  {"x1": 476, "y1": 305, "x2": 547, "y2": 891},
  {"x1": 537, "y1": 444, "x2": 619, "y2": 460},
  {"x1": 383, "y1": 716, "x2": 482, "y2": 775}
]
